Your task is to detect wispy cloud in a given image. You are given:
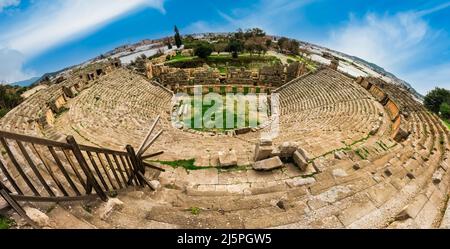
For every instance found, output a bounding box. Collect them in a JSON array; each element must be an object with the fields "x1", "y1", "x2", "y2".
[
  {"x1": 182, "y1": 0, "x2": 450, "y2": 94},
  {"x1": 1, "y1": 0, "x2": 165, "y2": 57},
  {"x1": 322, "y1": 3, "x2": 450, "y2": 94},
  {"x1": 401, "y1": 63, "x2": 450, "y2": 94},
  {"x1": 0, "y1": 47, "x2": 33, "y2": 84},
  {"x1": 323, "y1": 11, "x2": 432, "y2": 72},
  {"x1": 0, "y1": 0, "x2": 165, "y2": 83},
  {"x1": 0, "y1": 0, "x2": 20, "y2": 12},
  {"x1": 183, "y1": 0, "x2": 313, "y2": 35},
  {"x1": 416, "y1": 2, "x2": 450, "y2": 17}
]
